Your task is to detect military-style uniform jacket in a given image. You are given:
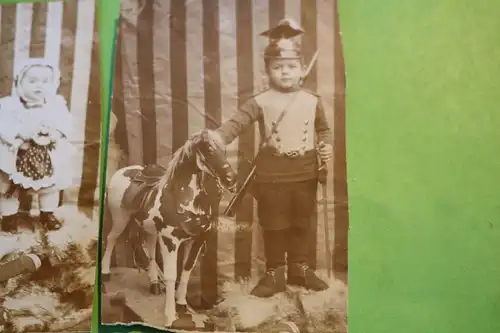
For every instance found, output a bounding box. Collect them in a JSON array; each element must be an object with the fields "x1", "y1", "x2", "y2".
[{"x1": 216, "y1": 87, "x2": 332, "y2": 183}]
